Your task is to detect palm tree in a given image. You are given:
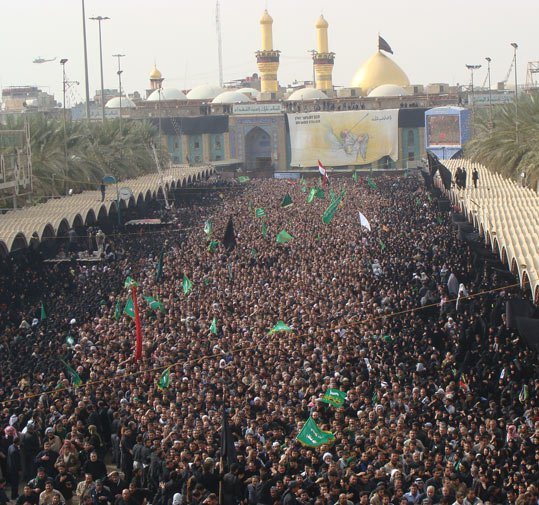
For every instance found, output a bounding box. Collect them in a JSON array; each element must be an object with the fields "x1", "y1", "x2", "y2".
[
  {"x1": 466, "y1": 92, "x2": 539, "y2": 189},
  {"x1": 0, "y1": 115, "x2": 169, "y2": 206}
]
